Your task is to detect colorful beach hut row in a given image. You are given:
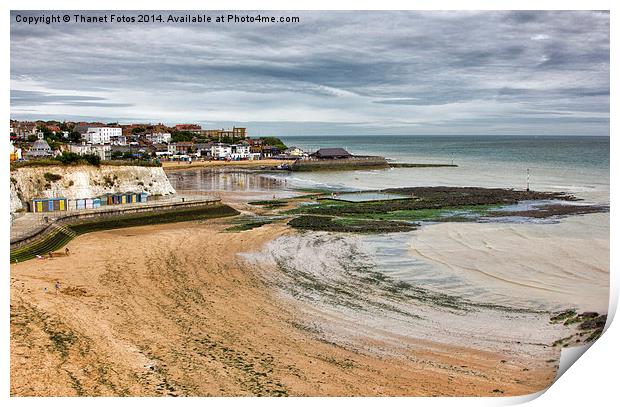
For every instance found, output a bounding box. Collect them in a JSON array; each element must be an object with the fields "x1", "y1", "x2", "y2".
[
  {"x1": 30, "y1": 193, "x2": 149, "y2": 212},
  {"x1": 74, "y1": 198, "x2": 102, "y2": 210},
  {"x1": 101, "y1": 192, "x2": 148, "y2": 205},
  {"x1": 31, "y1": 198, "x2": 68, "y2": 213}
]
